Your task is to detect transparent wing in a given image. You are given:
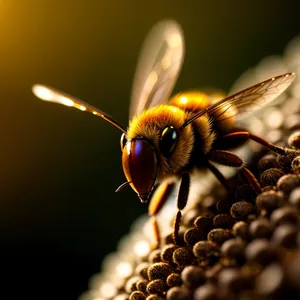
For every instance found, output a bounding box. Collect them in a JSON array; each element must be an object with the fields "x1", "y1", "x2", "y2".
[
  {"x1": 229, "y1": 55, "x2": 289, "y2": 95},
  {"x1": 32, "y1": 84, "x2": 126, "y2": 133},
  {"x1": 130, "y1": 20, "x2": 185, "y2": 119},
  {"x1": 180, "y1": 73, "x2": 296, "y2": 130}
]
